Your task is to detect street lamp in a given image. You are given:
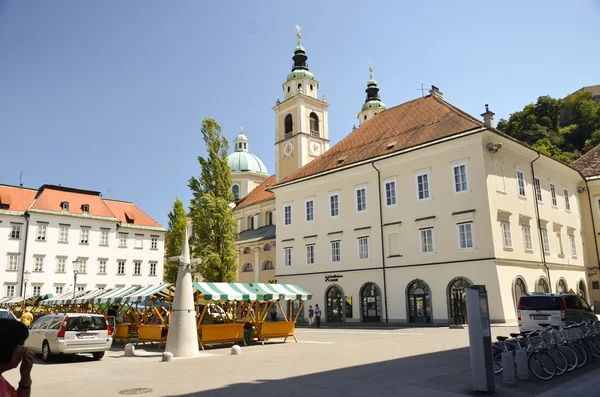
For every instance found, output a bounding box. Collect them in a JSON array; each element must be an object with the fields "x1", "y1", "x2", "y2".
[
  {"x1": 72, "y1": 260, "x2": 81, "y2": 310},
  {"x1": 22, "y1": 270, "x2": 30, "y2": 313}
]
